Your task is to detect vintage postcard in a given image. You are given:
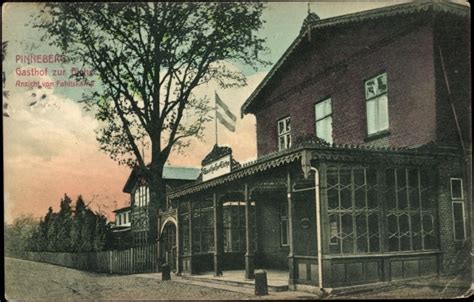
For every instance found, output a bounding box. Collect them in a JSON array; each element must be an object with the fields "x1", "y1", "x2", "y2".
[{"x1": 3, "y1": 1, "x2": 472, "y2": 300}]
